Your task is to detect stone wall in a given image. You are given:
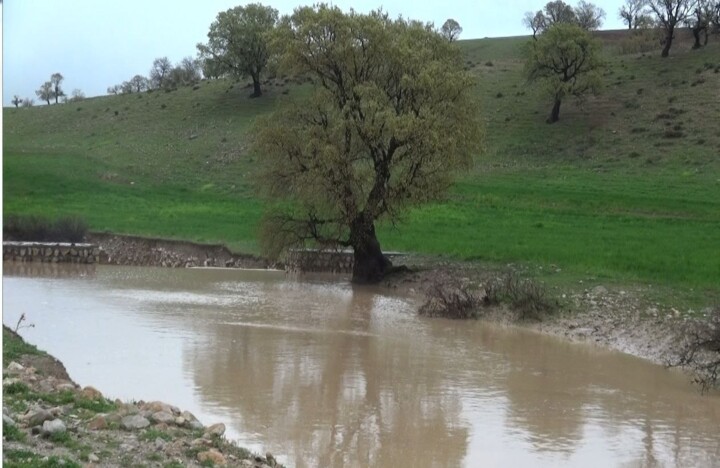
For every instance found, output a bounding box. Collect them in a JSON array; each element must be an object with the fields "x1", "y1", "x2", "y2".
[
  {"x1": 3, "y1": 242, "x2": 99, "y2": 264},
  {"x1": 285, "y1": 249, "x2": 354, "y2": 274}
]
